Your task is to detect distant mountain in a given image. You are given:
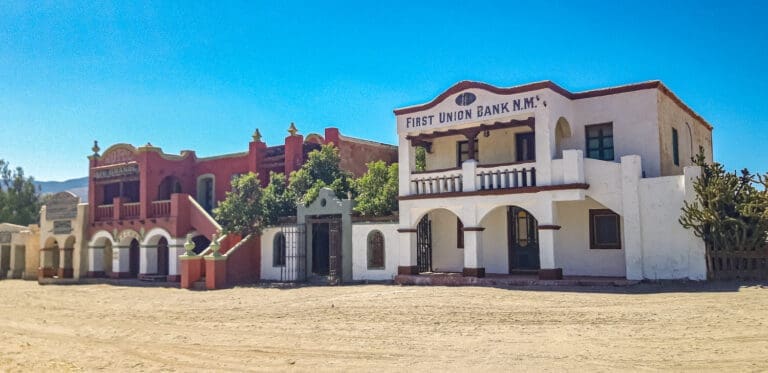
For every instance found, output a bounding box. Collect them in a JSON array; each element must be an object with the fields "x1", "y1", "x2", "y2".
[{"x1": 34, "y1": 177, "x2": 88, "y2": 201}]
